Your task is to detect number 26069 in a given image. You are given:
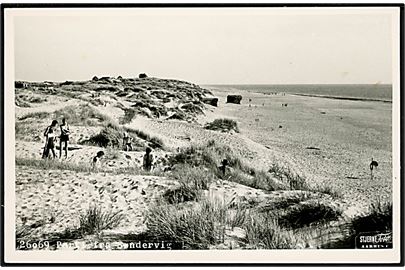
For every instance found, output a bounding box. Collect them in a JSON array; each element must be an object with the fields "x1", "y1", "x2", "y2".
[{"x1": 17, "y1": 240, "x2": 50, "y2": 250}]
